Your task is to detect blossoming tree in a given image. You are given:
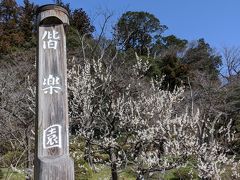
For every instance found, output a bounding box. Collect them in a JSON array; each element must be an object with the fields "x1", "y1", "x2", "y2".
[{"x1": 68, "y1": 42, "x2": 240, "y2": 179}]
